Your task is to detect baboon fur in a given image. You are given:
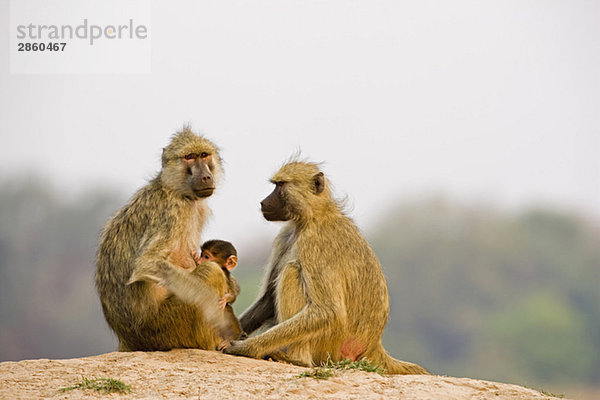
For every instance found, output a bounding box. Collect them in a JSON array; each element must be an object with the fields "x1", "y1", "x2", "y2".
[
  {"x1": 96, "y1": 127, "x2": 237, "y2": 351},
  {"x1": 225, "y1": 160, "x2": 429, "y2": 375}
]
